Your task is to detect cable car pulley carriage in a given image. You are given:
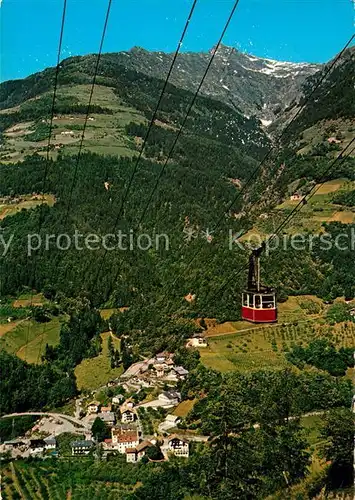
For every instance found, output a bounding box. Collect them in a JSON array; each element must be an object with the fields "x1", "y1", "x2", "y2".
[{"x1": 241, "y1": 245, "x2": 277, "y2": 323}]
